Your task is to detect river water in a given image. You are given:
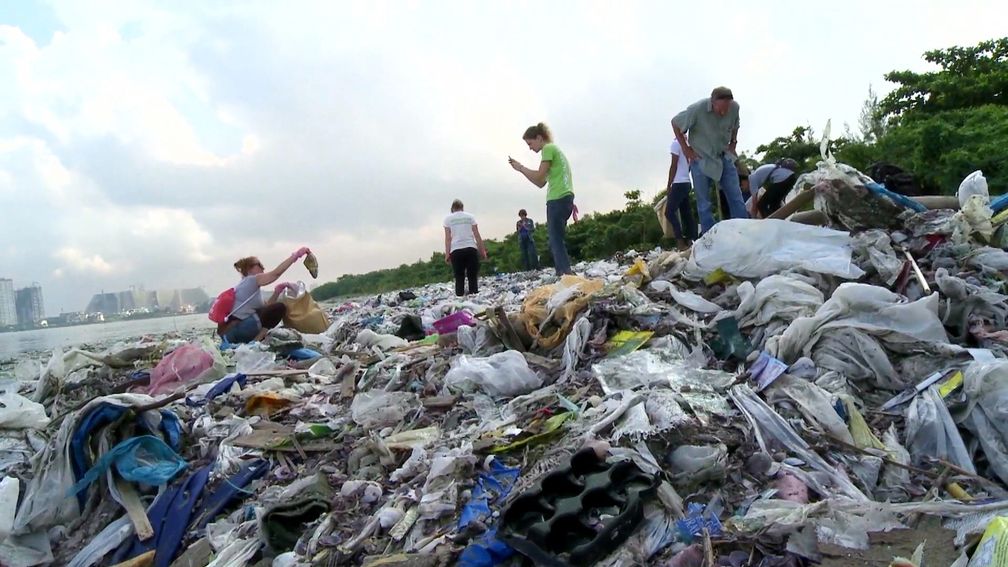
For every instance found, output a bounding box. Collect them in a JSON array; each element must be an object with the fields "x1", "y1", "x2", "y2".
[{"x1": 0, "y1": 314, "x2": 217, "y2": 359}]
